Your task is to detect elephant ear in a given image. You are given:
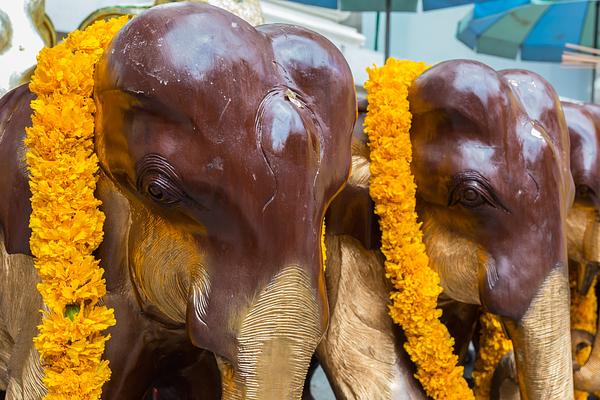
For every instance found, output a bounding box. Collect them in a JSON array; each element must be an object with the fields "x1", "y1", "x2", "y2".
[
  {"x1": 257, "y1": 24, "x2": 357, "y2": 202},
  {"x1": 499, "y1": 69, "x2": 574, "y2": 208},
  {"x1": 0, "y1": 84, "x2": 34, "y2": 256},
  {"x1": 325, "y1": 97, "x2": 381, "y2": 250},
  {"x1": 563, "y1": 102, "x2": 599, "y2": 196}
]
